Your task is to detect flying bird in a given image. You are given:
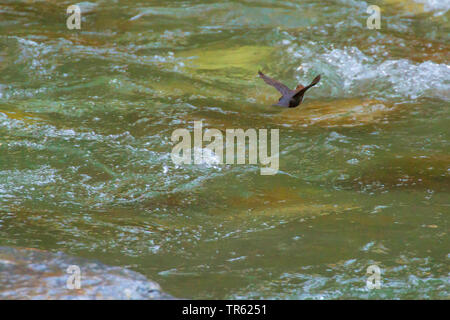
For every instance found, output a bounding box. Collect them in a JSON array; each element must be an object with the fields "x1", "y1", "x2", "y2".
[{"x1": 258, "y1": 71, "x2": 321, "y2": 108}]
